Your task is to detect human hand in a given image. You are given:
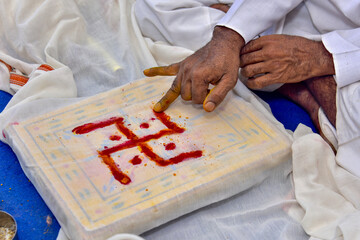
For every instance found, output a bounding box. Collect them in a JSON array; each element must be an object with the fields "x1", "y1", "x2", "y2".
[
  {"x1": 210, "y1": 3, "x2": 230, "y2": 13},
  {"x1": 144, "y1": 26, "x2": 244, "y2": 112},
  {"x1": 240, "y1": 35, "x2": 335, "y2": 89}
]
